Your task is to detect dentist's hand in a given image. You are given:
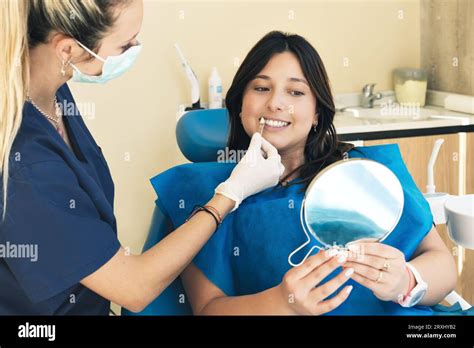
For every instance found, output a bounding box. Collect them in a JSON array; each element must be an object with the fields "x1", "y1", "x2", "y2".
[
  {"x1": 215, "y1": 132, "x2": 284, "y2": 211},
  {"x1": 277, "y1": 249, "x2": 354, "y2": 315}
]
